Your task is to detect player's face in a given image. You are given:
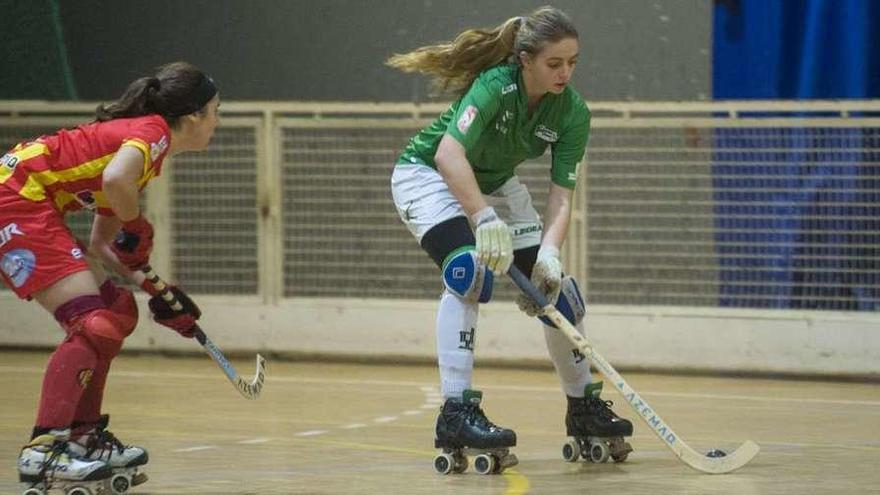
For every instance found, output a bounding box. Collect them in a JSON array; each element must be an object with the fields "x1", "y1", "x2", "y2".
[
  {"x1": 524, "y1": 37, "x2": 579, "y2": 95},
  {"x1": 191, "y1": 94, "x2": 221, "y2": 150}
]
